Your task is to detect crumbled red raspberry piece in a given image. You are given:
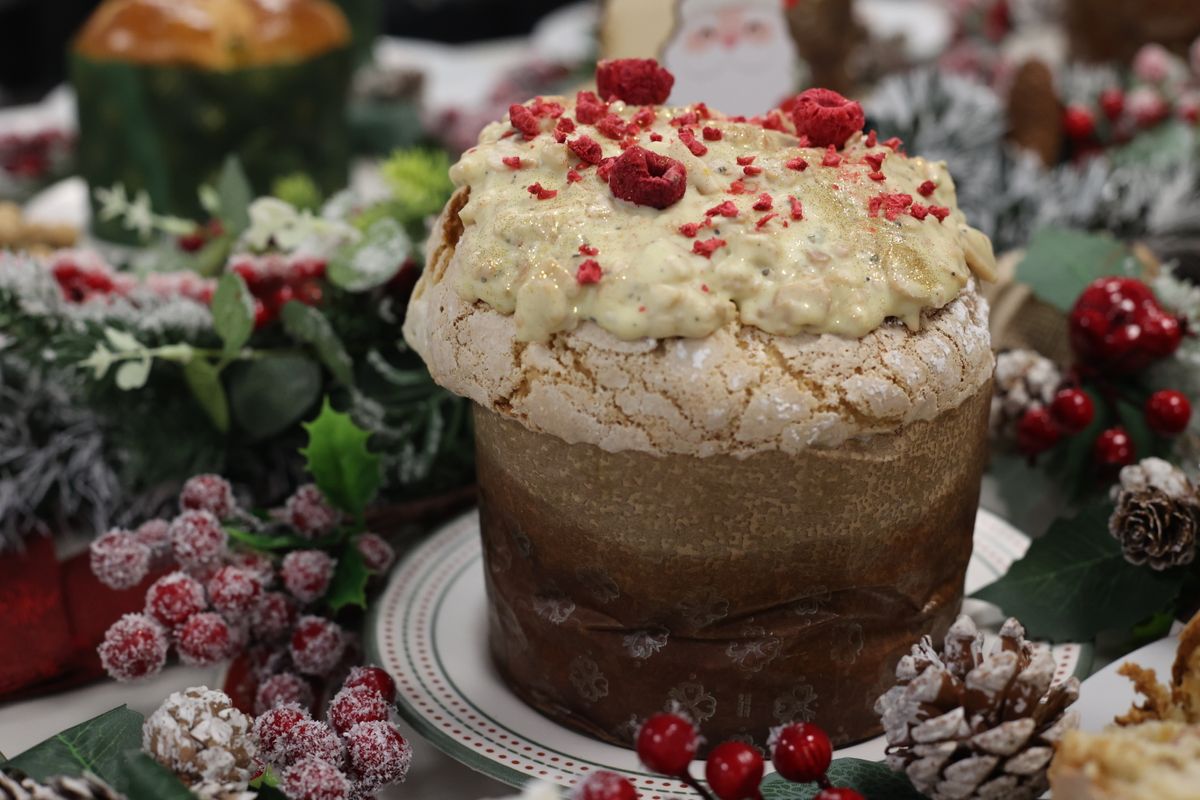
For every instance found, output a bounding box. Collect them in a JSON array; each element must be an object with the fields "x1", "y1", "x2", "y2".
[
  {"x1": 863, "y1": 152, "x2": 886, "y2": 171},
  {"x1": 608, "y1": 146, "x2": 688, "y2": 209},
  {"x1": 99, "y1": 613, "x2": 168, "y2": 681},
  {"x1": 868, "y1": 171, "x2": 886, "y2": 181},
  {"x1": 134, "y1": 518, "x2": 172, "y2": 560},
  {"x1": 706, "y1": 200, "x2": 739, "y2": 218},
  {"x1": 254, "y1": 703, "x2": 309, "y2": 764},
  {"x1": 566, "y1": 169, "x2": 581, "y2": 184},
  {"x1": 909, "y1": 202, "x2": 929, "y2": 221},
  {"x1": 253, "y1": 591, "x2": 297, "y2": 641},
  {"x1": 917, "y1": 180, "x2": 937, "y2": 196},
  {"x1": 528, "y1": 183, "x2": 557, "y2": 200},
  {"x1": 575, "y1": 90, "x2": 608, "y2": 124},
  {"x1": 821, "y1": 146, "x2": 841, "y2": 167},
  {"x1": 579, "y1": 244, "x2": 599, "y2": 256},
  {"x1": 176, "y1": 611, "x2": 235, "y2": 665},
  {"x1": 752, "y1": 193, "x2": 773, "y2": 211},
  {"x1": 344, "y1": 665, "x2": 398, "y2": 704},
  {"x1": 556, "y1": 117, "x2": 576, "y2": 135},
  {"x1": 576, "y1": 260, "x2": 603, "y2": 285},
  {"x1": 789, "y1": 196, "x2": 804, "y2": 220},
  {"x1": 701, "y1": 284, "x2": 710, "y2": 292},
  {"x1": 729, "y1": 179, "x2": 748, "y2": 194},
  {"x1": 568, "y1": 135, "x2": 603, "y2": 165},
  {"x1": 281, "y1": 757, "x2": 351, "y2": 800},
  {"x1": 290, "y1": 615, "x2": 347, "y2": 676},
  {"x1": 883, "y1": 136, "x2": 903, "y2": 151},
  {"x1": 632, "y1": 107, "x2": 656, "y2": 128},
  {"x1": 679, "y1": 222, "x2": 702, "y2": 238},
  {"x1": 530, "y1": 97, "x2": 564, "y2": 118},
  {"x1": 671, "y1": 111, "x2": 699, "y2": 127},
  {"x1": 282, "y1": 721, "x2": 346, "y2": 769},
  {"x1": 554, "y1": 129, "x2": 568, "y2": 143},
  {"x1": 619, "y1": 136, "x2": 639, "y2": 150},
  {"x1": 145, "y1": 571, "x2": 206, "y2": 628},
  {"x1": 736, "y1": 155, "x2": 756, "y2": 166},
  {"x1": 756, "y1": 213, "x2": 779, "y2": 229},
  {"x1": 169, "y1": 509, "x2": 228, "y2": 573},
  {"x1": 596, "y1": 58, "x2": 674, "y2": 105},
  {"x1": 595, "y1": 114, "x2": 629, "y2": 140},
  {"x1": 90, "y1": 529, "x2": 151, "y2": 590},
  {"x1": 256, "y1": 672, "x2": 315, "y2": 716},
  {"x1": 281, "y1": 550, "x2": 336, "y2": 604},
  {"x1": 328, "y1": 685, "x2": 391, "y2": 735},
  {"x1": 502, "y1": 156, "x2": 523, "y2": 169},
  {"x1": 596, "y1": 156, "x2": 617, "y2": 182},
  {"x1": 790, "y1": 88, "x2": 865, "y2": 148},
  {"x1": 284, "y1": 484, "x2": 340, "y2": 539},
  {"x1": 180, "y1": 474, "x2": 237, "y2": 518},
  {"x1": 677, "y1": 128, "x2": 708, "y2": 156},
  {"x1": 344, "y1": 721, "x2": 412, "y2": 791},
  {"x1": 786, "y1": 156, "x2": 809, "y2": 171},
  {"x1": 865, "y1": 130, "x2": 878, "y2": 147},
  {"x1": 649, "y1": 132, "x2": 663, "y2": 142},
  {"x1": 207, "y1": 565, "x2": 263, "y2": 617},
  {"x1": 929, "y1": 205, "x2": 950, "y2": 222},
  {"x1": 702, "y1": 127, "x2": 722, "y2": 141},
  {"x1": 868, "y1": 192, "x2": 914, "y2": 221},
  {"x1": 693, "y1": 237, "x2": 727, "y2": 258},
  {"x1": 508, "y1": 104, "x2": 541, "y2": 139},
  {"x1": 743, "y1": 165, "x2": 763, "y2": 176}
]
